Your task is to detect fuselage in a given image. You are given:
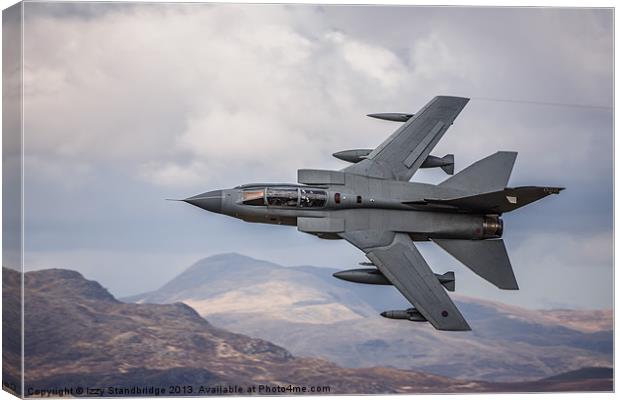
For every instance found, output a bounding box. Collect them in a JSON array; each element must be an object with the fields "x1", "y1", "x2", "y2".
[{"x1": 184, "y1": 176, "x2": 504, "y2": 242}]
